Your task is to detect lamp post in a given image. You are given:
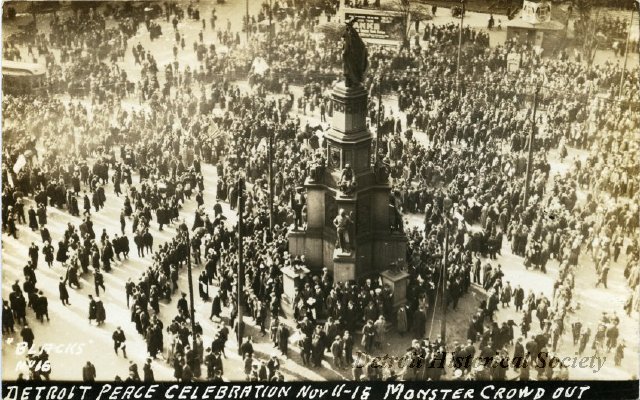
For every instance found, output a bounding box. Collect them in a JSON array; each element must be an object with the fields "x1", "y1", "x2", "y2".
[
  {"x1": 455, "y1": 0, "x2": 466, "y2": 100},
  {"x1": 236, "y1": 177, "x2": 246, "y2": 354},
  {"x1": 185, "y1": 227, "x2": 196, "y2": 347},
  {"x1": 375, "y1": 74, "x2": 383, "y2": 162},
  {"x1": 269, "y1": 0, "x2": 273, "y2": 37},
  {"x1": 618, "y1": 5, "x2": 636, "y2": 99},
  {"x1": 245, "y1": 0, "x2": 249, "y2": 44},
  {"x1": 441, "y1": 196, "x2": 453, "y2": 342},
  {"x1": 268, "y1": 132, "x2": 274, "y2": 238},
  {"x1": 522, "y1": 82, "x2": 541, "y2": 208}
]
